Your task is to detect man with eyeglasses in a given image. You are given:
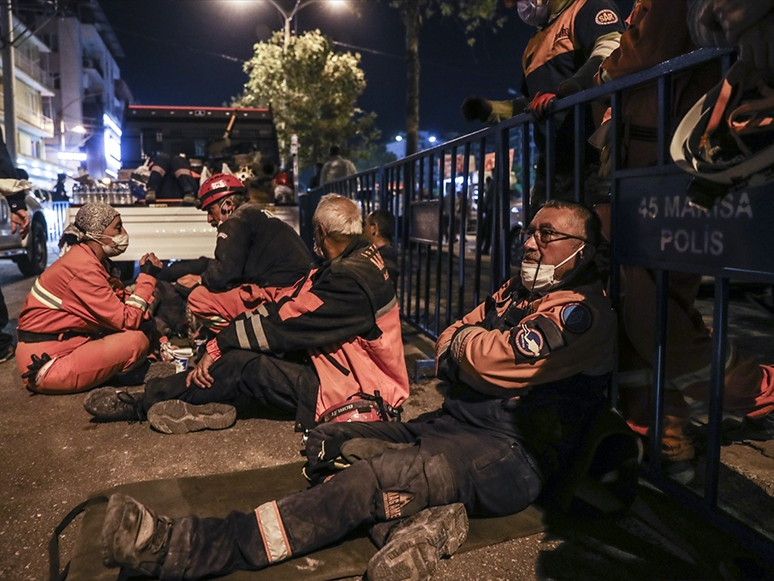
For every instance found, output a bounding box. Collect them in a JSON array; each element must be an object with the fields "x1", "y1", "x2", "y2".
[{"x1": 99, "y1": 200, "x2": 617, "y2": 581}]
